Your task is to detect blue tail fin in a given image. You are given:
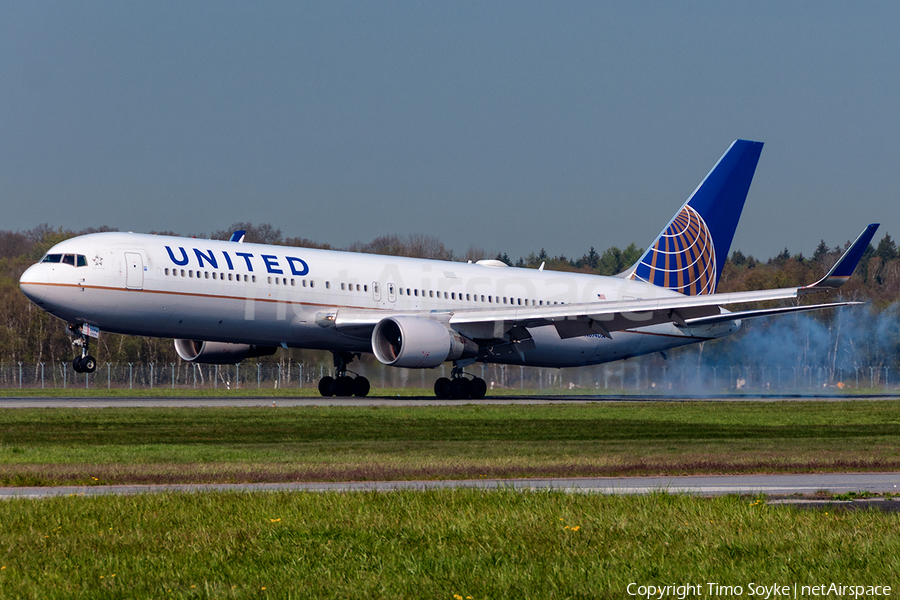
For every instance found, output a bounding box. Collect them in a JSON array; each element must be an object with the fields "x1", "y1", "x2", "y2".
[{"x1": 626, "y1": 139, "x2": 764, "y2": 295}]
